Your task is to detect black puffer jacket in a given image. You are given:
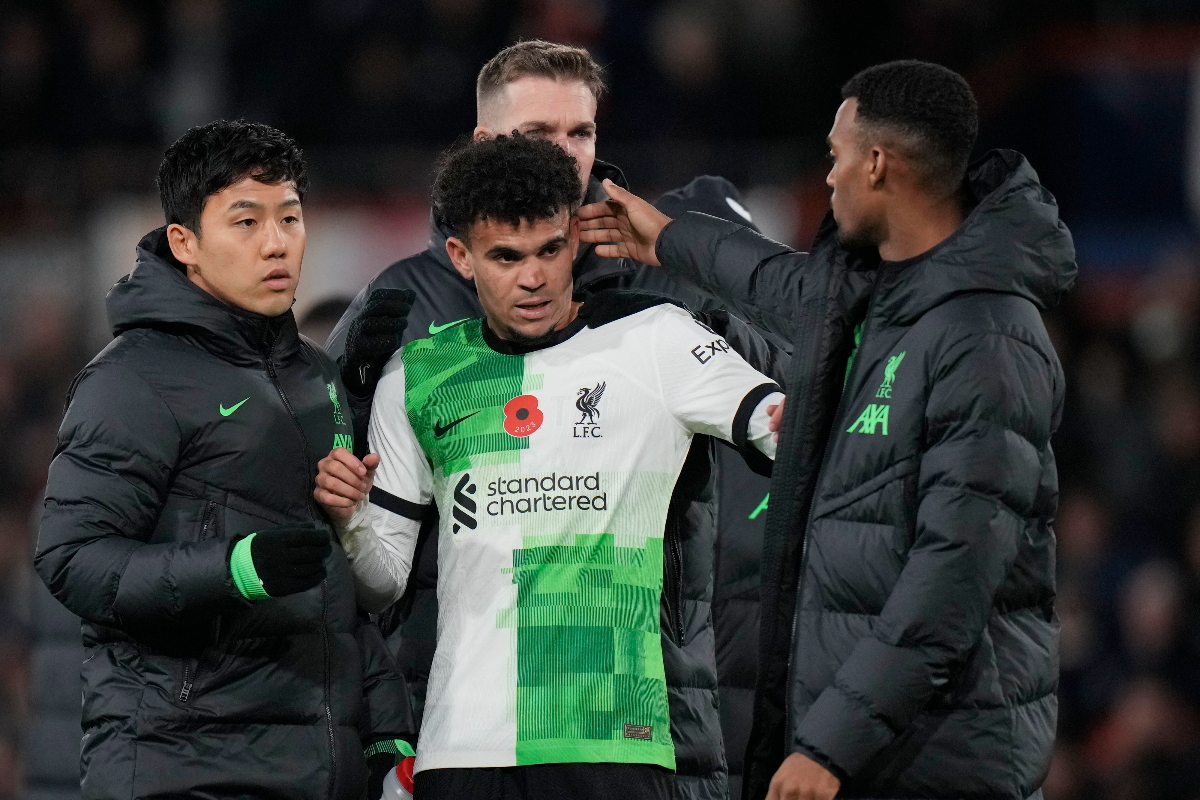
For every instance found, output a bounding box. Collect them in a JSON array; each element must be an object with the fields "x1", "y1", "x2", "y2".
[
  {"x1": 327, "y1": 169, "x2": 785, "y2": 800},
  {"x1": 35, "y1": 229, "x2": 413, "y2": 800},
  {"x1": 655, "y1": 151, "x2": 1076, "y2": 800}
]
